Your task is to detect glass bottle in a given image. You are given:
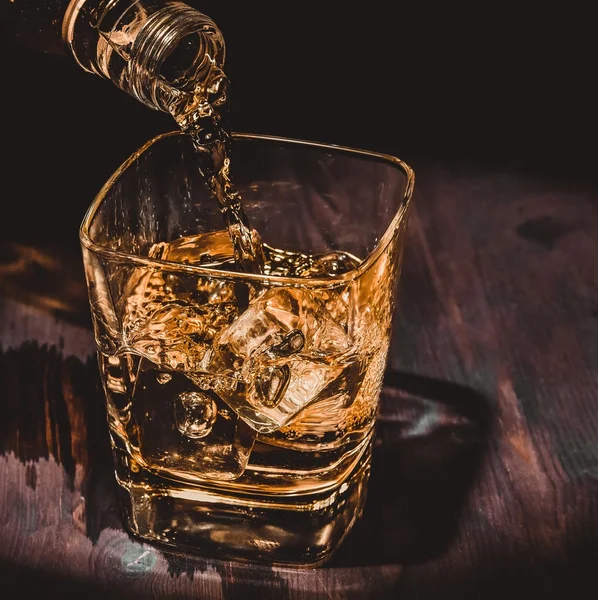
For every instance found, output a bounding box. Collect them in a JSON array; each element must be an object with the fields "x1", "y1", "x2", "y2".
[{"x1": 3, "y1": 0, "x2": 227, "y2": 114}]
